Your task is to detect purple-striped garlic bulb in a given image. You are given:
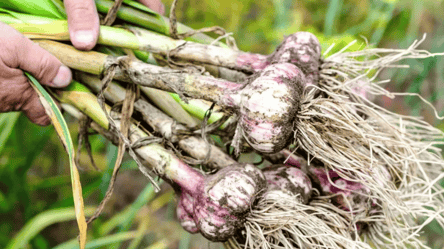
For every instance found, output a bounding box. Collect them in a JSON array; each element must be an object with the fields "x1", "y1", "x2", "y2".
[
  {"x1": 225, "y1": 63, "x2": 305, "y2": 154},
  {"x1": 175, "y1": 163, "x2": 266, "y2": 241},
  {"x1": 281, "y1": 151, "x2": 391, "y2": 216},
  {"x1": 308, "y1": 164, "x2": 391, "y2": 219},
  {"x1": 282, "y1": 152, "x2": 374, "y2": 212},
  {"x1": 268, "y1": 32, "x2": 322, "y2": 86},
  {"x1": 263, "y1": 164, "x2": 312, "y2": 204},
  {"x1": 308, "y1": 166, "x2": 373, "y2": 212}
]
